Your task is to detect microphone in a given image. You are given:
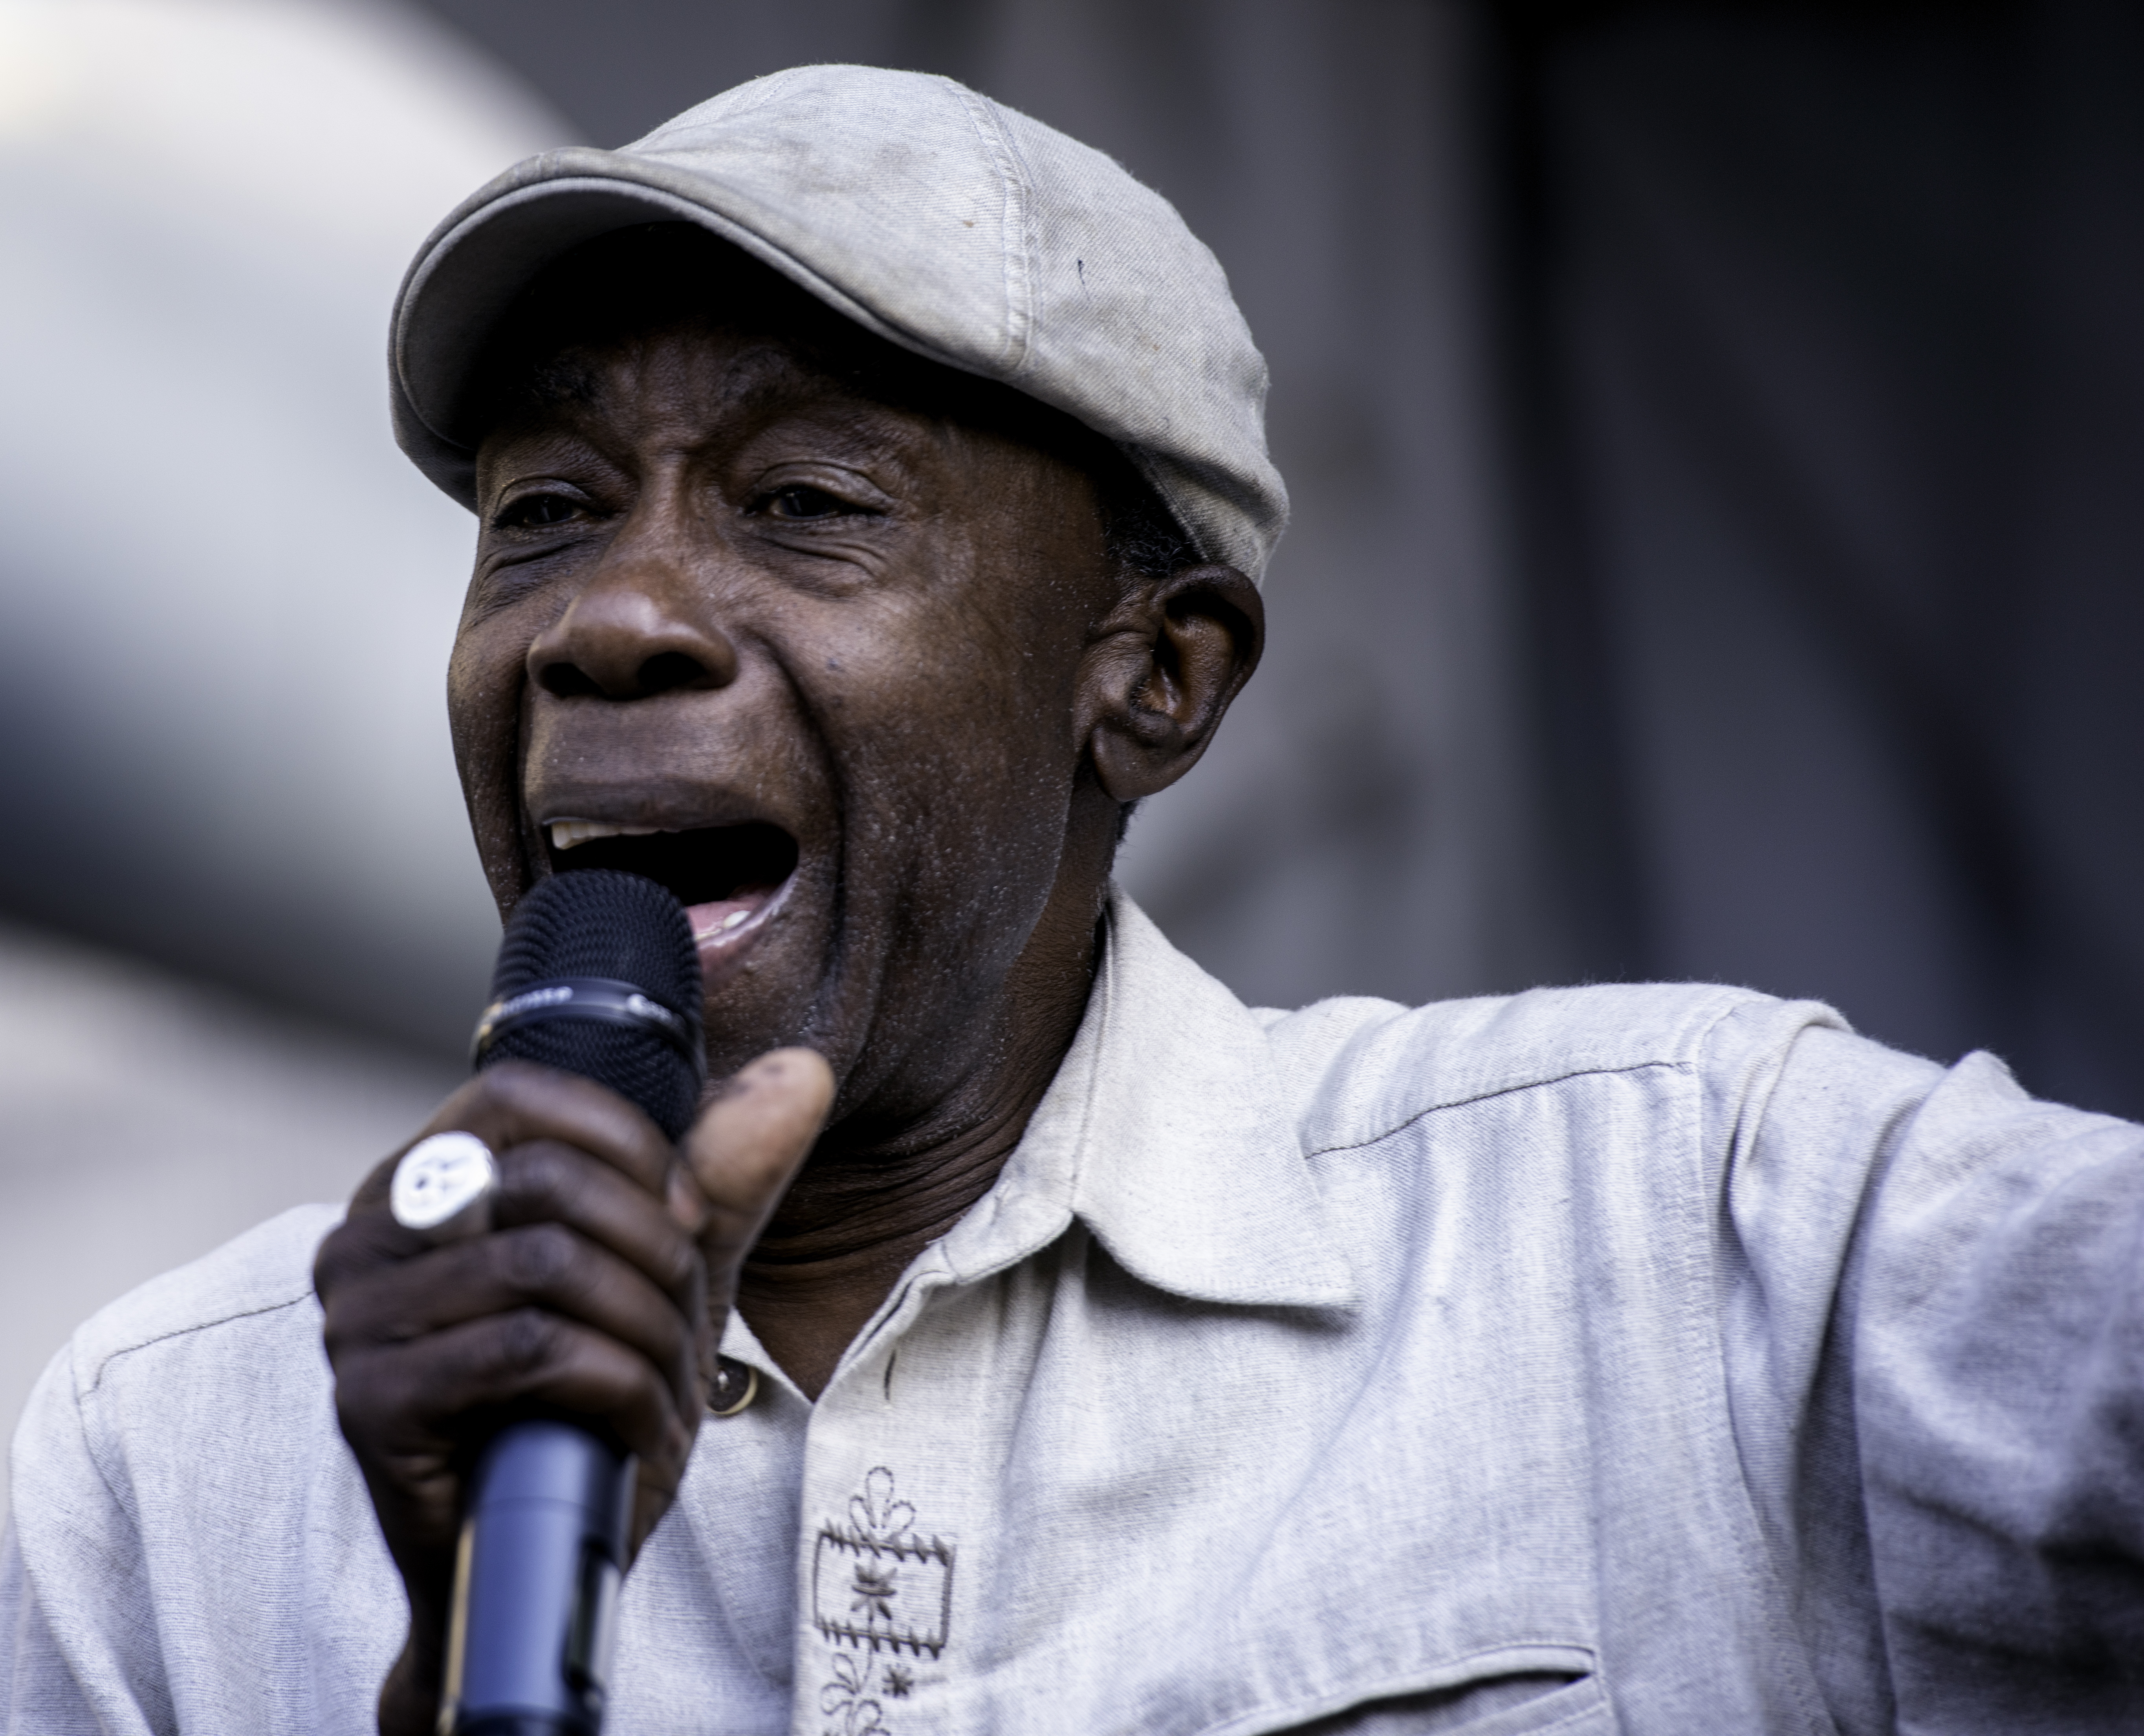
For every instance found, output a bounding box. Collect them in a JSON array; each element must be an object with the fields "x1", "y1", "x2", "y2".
[{"x1": 445, "y1": 869, "x2": 706, "y2": 1736}]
